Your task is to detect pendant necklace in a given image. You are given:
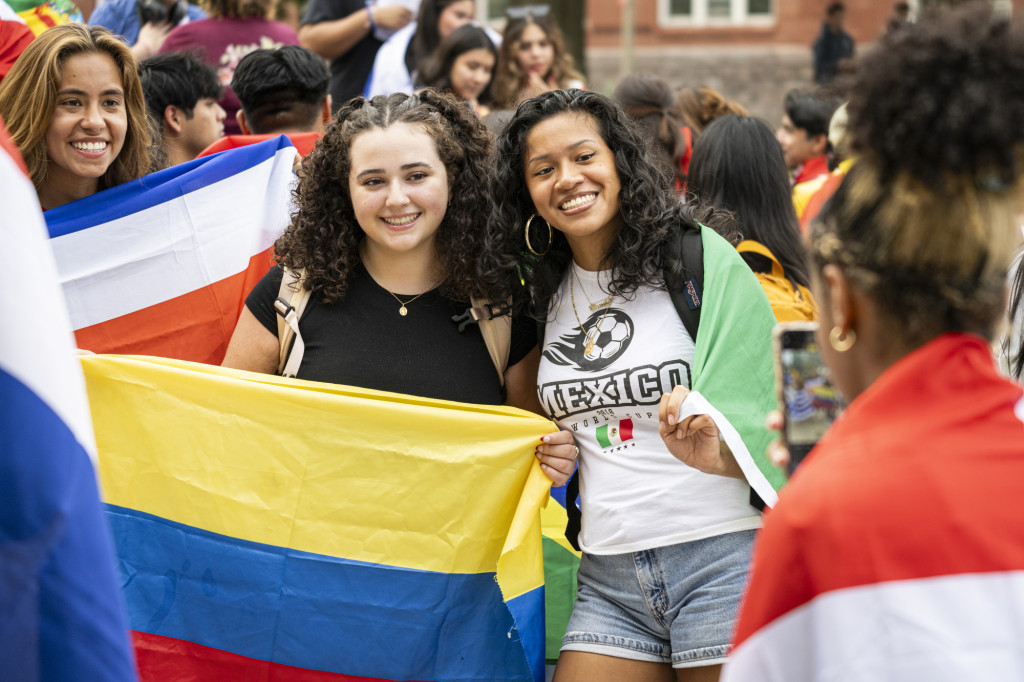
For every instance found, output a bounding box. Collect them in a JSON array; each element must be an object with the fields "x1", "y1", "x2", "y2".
[{"x1": 383, "y1": 288, "x2": 428, "y2": 316}]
